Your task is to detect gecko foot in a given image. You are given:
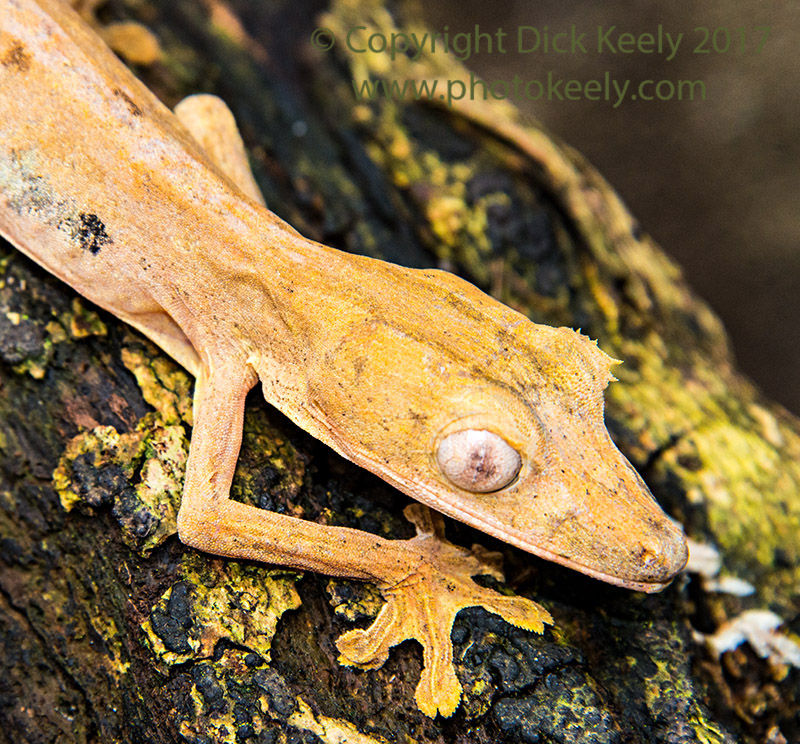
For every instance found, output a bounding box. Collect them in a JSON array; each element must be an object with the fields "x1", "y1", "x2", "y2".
[{"x1": 336, "y1": 504, "x2": 553, "y2": 717}]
